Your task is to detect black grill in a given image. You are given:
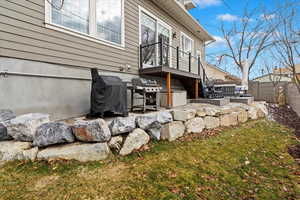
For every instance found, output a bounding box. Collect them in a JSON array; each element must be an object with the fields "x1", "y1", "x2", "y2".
[{"x1": 87, "y1": 68, "x2": 128, "y2": 118}]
